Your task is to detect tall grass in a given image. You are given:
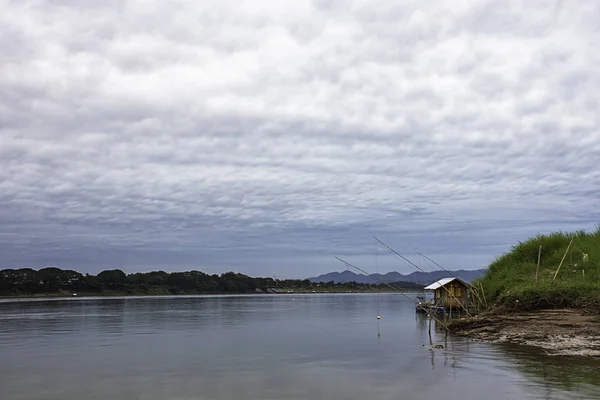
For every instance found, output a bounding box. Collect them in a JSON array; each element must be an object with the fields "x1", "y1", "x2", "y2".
[{"x1": 475, "y1": 227, "x2": 600, "y2": 313}]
